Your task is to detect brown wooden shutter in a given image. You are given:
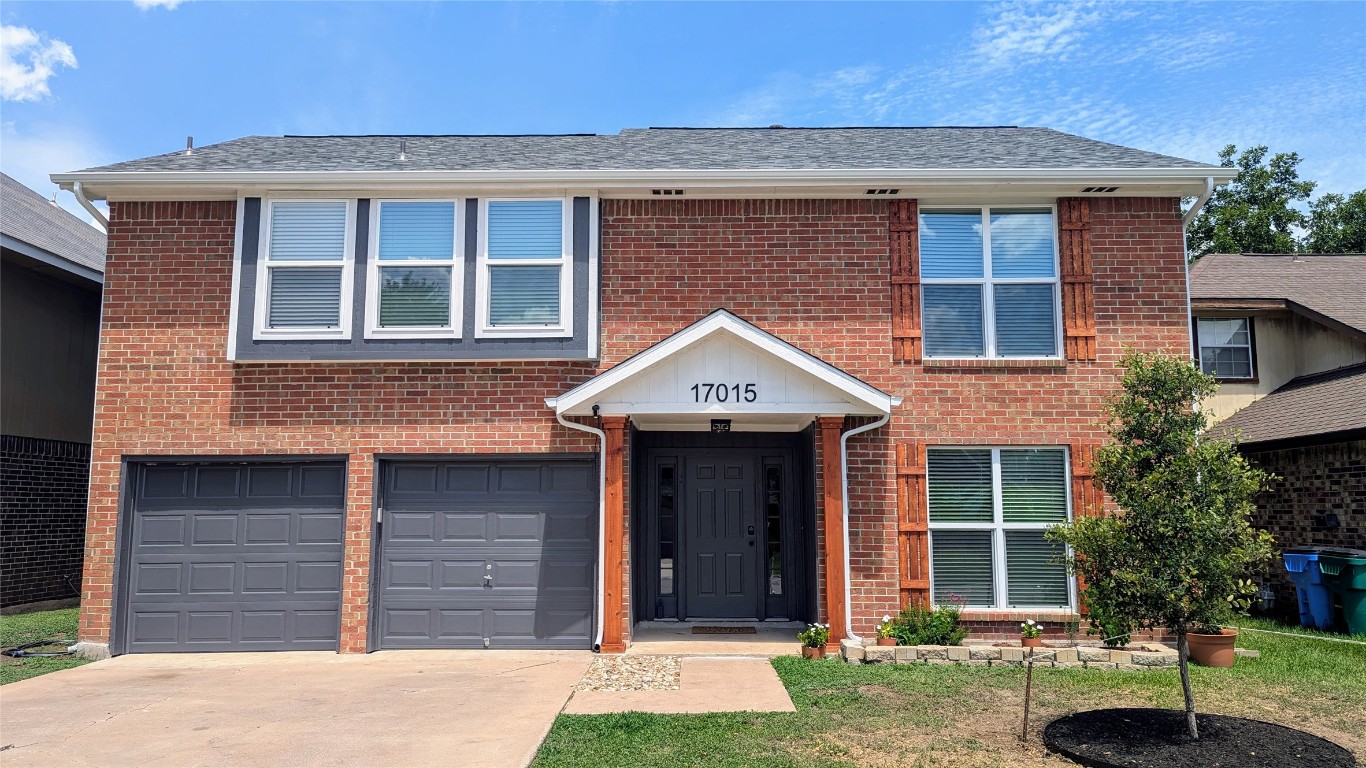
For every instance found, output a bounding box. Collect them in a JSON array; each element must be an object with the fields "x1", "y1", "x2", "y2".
[
  {"x1": 890, "y1": 200, "x2": 922, "y2": 362},
  {"x1": 896, "y1": 442, "x2": 930, "y2": 608},
  {"x1": 1058, "y1": 198, "x2": 1097, "y2": 361},
  {"x1": 1070, "y1": 442, "x2": 1105, "y2": 615}
]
